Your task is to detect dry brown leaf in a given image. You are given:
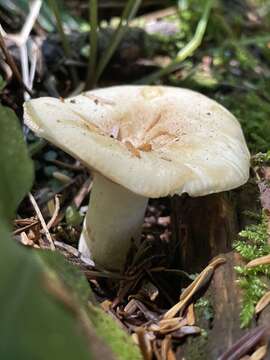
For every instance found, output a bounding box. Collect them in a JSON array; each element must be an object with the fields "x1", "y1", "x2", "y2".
[
  {"x1": 186, "y1": 304, "x2": 196, "y2": 325},
  {"x1": 161, "y1": 336, "x2": 174, "y2": 360},
  {"x1": 167, "y1": 348, "x2": 176, "y2": 360},
  {"x1": 250, "y1": 344, "x2": 268, "y2": 360},
  {"x1": 100, "y1": 299, "x2": 112, "y2": 312},
  {"x1": 158, "y1": 317, "x2": 188, "y2": 334},
  {"x1": 180, "y1": 257, "x2": 226, "y2": 300},
  {"x1": 218, "y1": 326, "x2": 266, "y2": 360},
  {"x1": 136, "y1": 327, "x2": 153, "y2": 360},
  {"x1": 246, "y1": 254, "x2": 270, "y2": 268},
  {"x1": 124, "y1": 141, "x2": 141, "y2": 158},
  {"x1": 255, "y1": 291, "x2": 270, "y2": 314},
  {"x1": 163, "y1": 268, "x2": 212, "y2": 320},
  {"x1": 163, "y1": 257, "x2": 225, "y2": 320}
]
